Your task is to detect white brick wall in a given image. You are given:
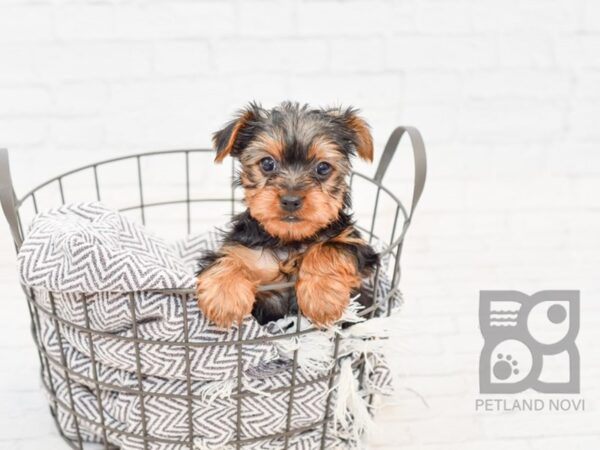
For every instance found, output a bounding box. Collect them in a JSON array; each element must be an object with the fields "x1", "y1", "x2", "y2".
[{"x1": 1, "y1": 0, "x2": 599, "y2": 449}]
